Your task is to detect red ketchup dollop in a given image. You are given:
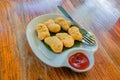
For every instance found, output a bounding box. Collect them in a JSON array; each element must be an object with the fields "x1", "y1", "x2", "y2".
[{"x1": 68, "y1": 52, "x2": 90, "y2": 70}]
